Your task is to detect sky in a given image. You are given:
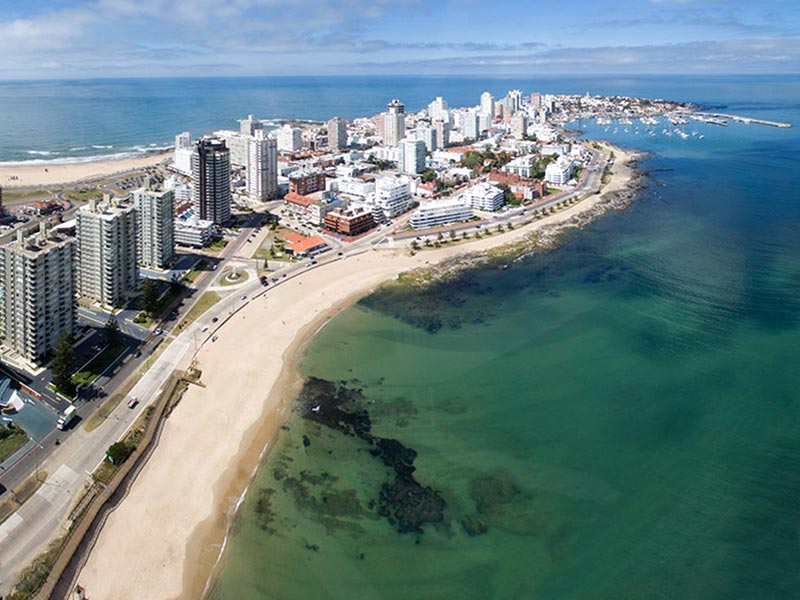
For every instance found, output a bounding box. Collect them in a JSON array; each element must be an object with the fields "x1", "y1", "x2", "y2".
[{"x1": 0, "y1": 0, "x2": 798, "y2": 79}]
